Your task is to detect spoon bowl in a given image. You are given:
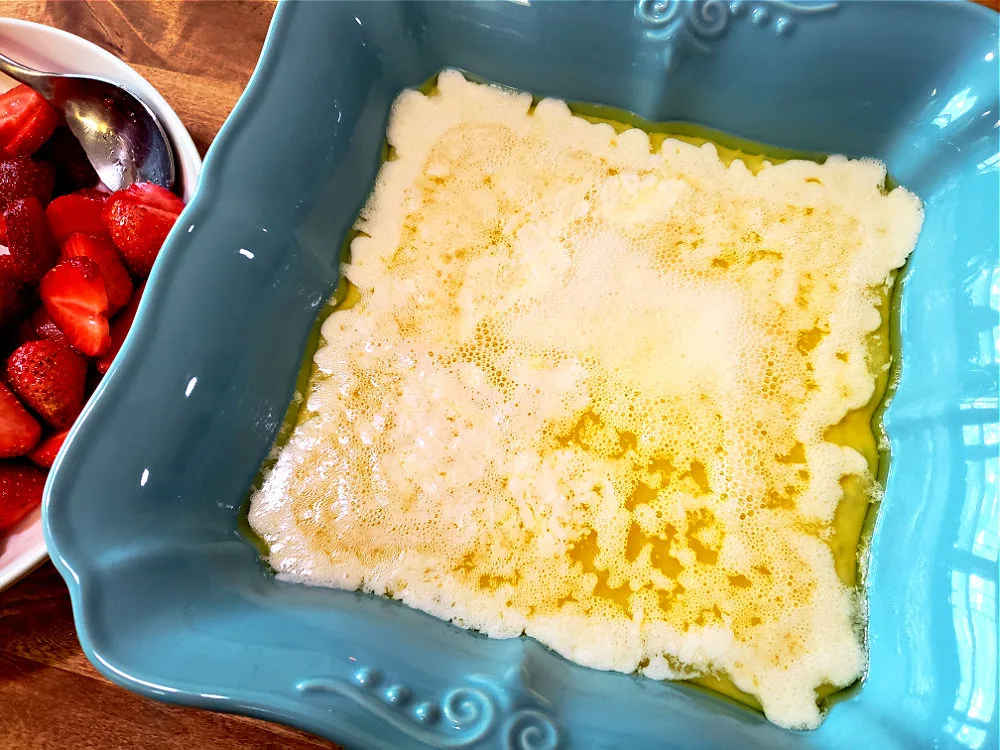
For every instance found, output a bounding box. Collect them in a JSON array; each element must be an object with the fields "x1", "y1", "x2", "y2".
[{"x1": 0, "y1": 51, "x2": 175, "y2": 191}]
